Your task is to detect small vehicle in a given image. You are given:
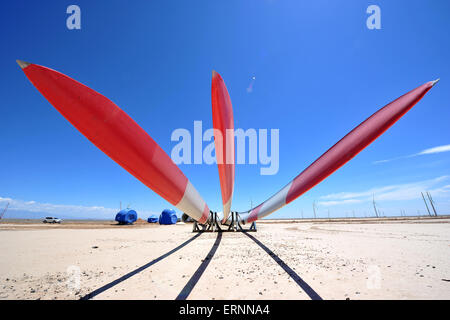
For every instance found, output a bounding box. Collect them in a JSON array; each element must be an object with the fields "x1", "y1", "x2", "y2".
[{"x1": 43, "y1": 217, "x2": 62, "y2": 224}]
